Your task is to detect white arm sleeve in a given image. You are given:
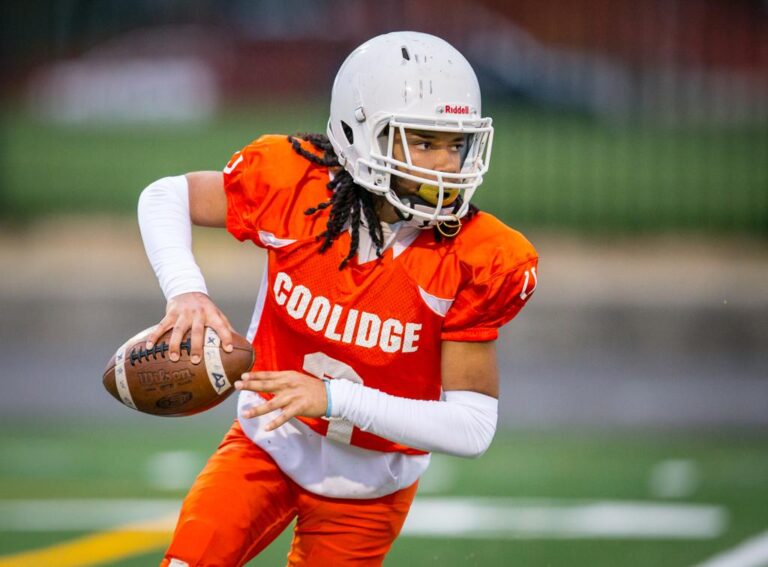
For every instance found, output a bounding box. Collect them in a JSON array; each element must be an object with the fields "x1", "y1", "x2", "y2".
[
  {"x1": 328, "y1": 380, "x2": 498, "y2": 458},
  {"x1": 137, "y1": 175, "x2": 208, "y2": 300}
]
